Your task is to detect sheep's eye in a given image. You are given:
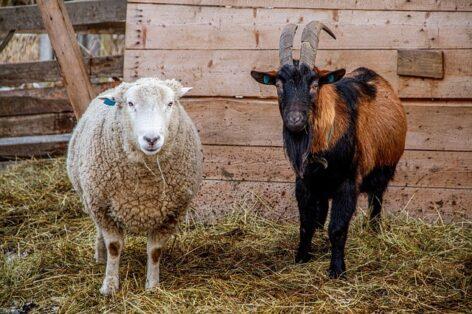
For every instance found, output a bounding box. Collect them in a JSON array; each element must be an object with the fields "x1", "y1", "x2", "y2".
[
  {"x1": 167, "y1": 101, "x2": 173, "y2": 107},
  {"x1": 128, "y1": 101, "x2": 134, "y2": 107}
]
